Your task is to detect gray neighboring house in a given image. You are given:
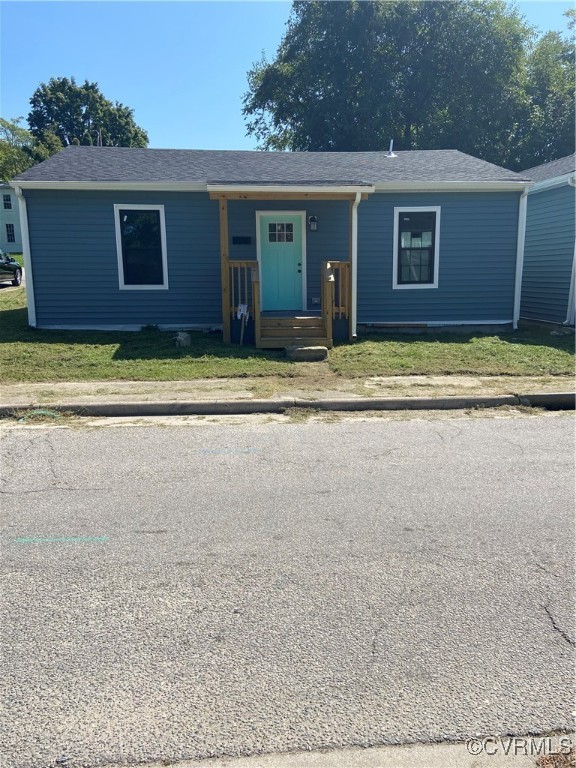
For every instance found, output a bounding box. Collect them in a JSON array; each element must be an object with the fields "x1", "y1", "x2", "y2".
[
  {"x1": 0, "y1": 182, "x2": 23, "y2": 253},
  {"x1": 520, "y1": 154, "x2": 575, "y2": 326},
  {"x1": 11, "y1": 146, "x2": 531, "y2": 347}
]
